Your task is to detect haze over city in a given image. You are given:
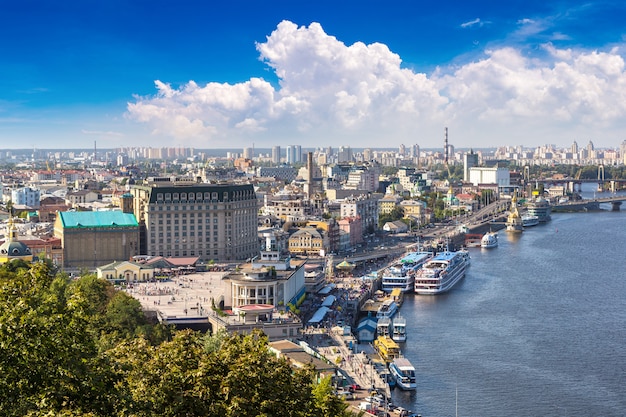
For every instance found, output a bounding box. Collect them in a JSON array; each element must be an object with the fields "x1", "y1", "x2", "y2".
[{"x1": 2, "y1": 0, "x2": 626, "y2": 150}]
